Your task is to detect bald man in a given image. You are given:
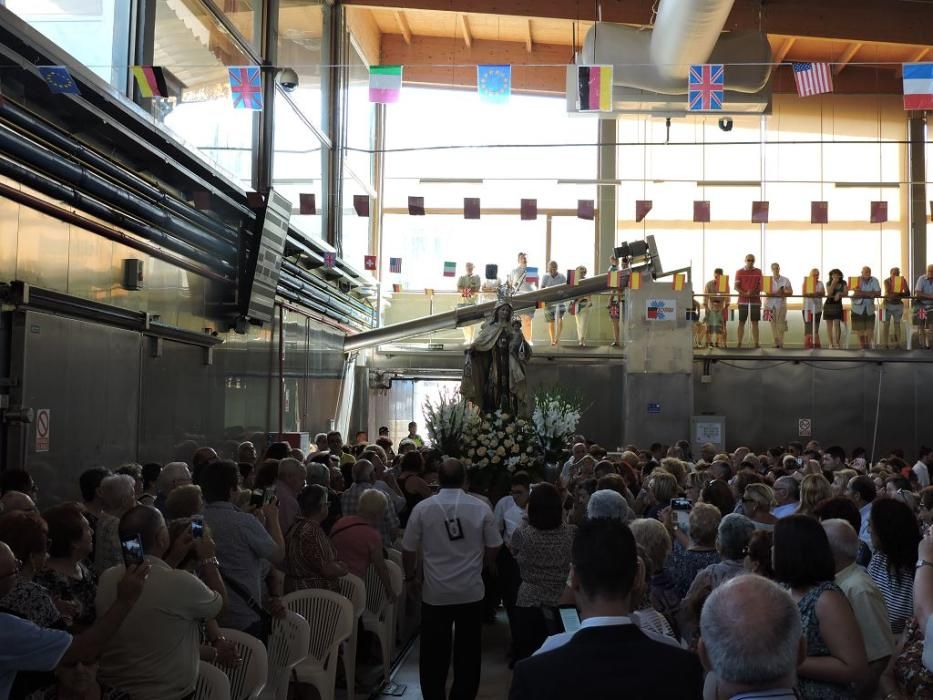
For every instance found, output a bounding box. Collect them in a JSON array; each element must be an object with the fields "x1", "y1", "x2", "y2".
[
  {"x1": 0, "y1": 490, "x2": 35, "y2": 513},
  {"x1": 823, "y1": 518, "x2": 894, "y2": 697},
  {"x1": 0, "y1": 542, "x2": 149, "y2": 698}
]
